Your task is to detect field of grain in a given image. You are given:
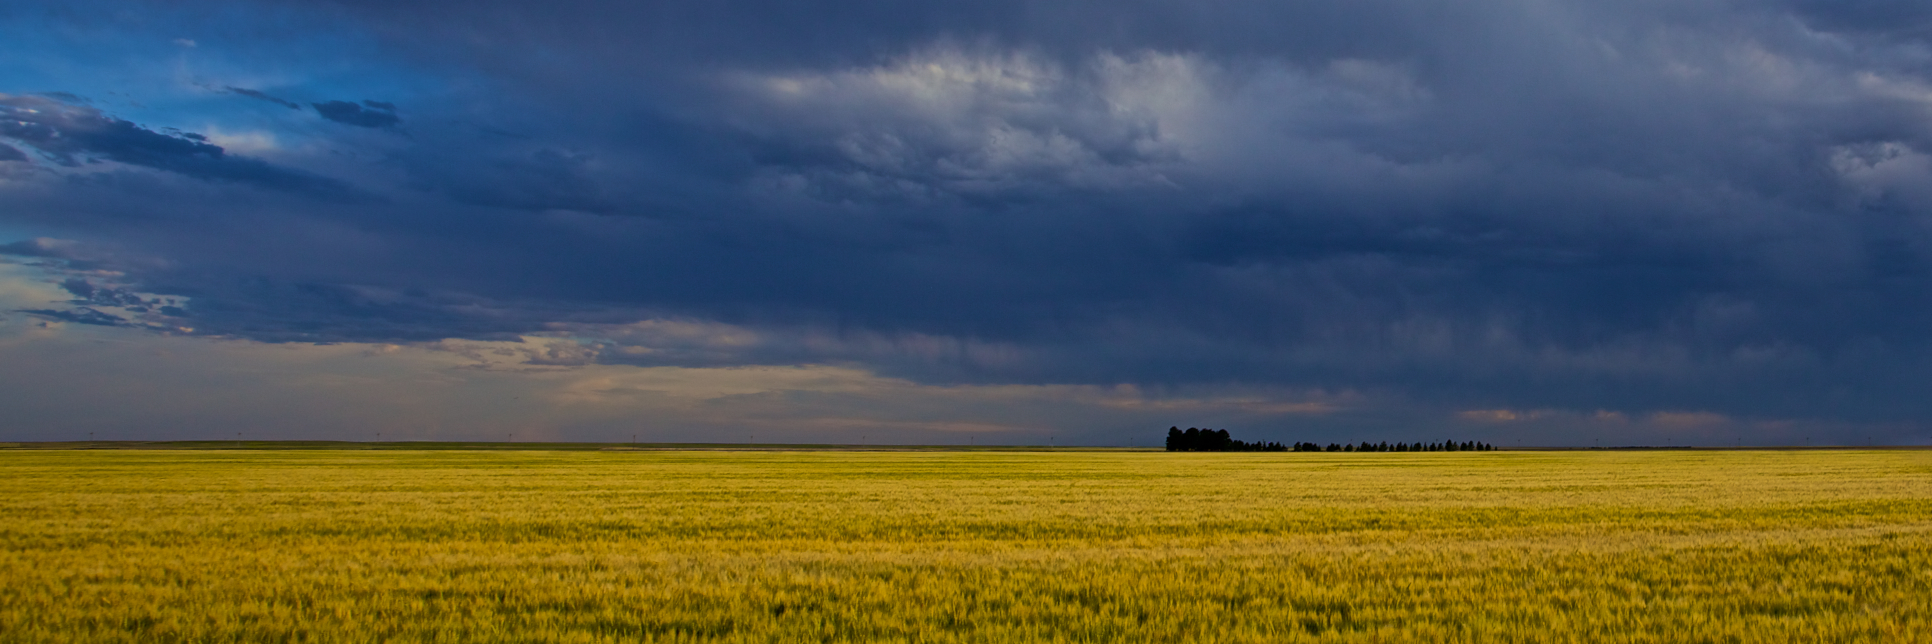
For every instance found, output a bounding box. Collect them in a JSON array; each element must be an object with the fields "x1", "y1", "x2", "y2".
[{"x1": 1, "y1": 448, "x2": 1928, "y2": 643}]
